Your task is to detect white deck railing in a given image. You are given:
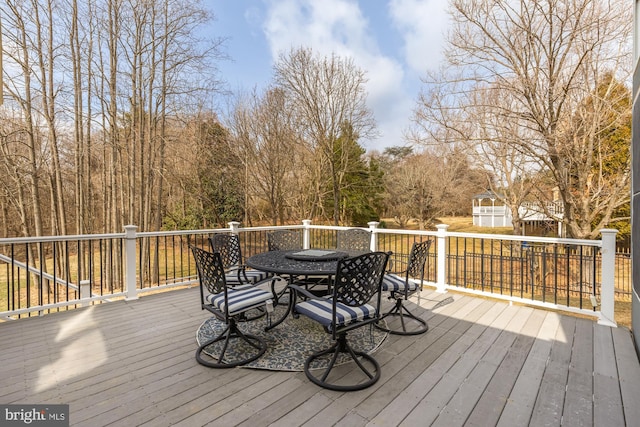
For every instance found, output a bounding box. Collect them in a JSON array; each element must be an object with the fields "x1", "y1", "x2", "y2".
[{"x1": 0, "y1": 221, "x2": 621, "y2": 326}]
